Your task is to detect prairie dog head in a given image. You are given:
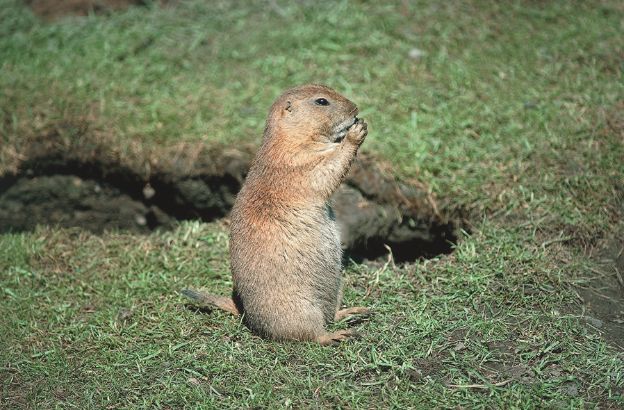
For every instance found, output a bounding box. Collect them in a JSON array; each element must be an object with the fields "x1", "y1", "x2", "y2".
[{"x1": 264, "y1": 84, "x2": 360, "y2": 147}]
